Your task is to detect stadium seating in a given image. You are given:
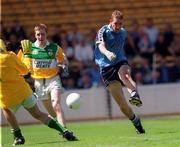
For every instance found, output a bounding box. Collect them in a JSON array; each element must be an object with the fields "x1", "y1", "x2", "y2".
[{"x1": 2, "y1": 0, "x2": 180, "y2": 36}]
